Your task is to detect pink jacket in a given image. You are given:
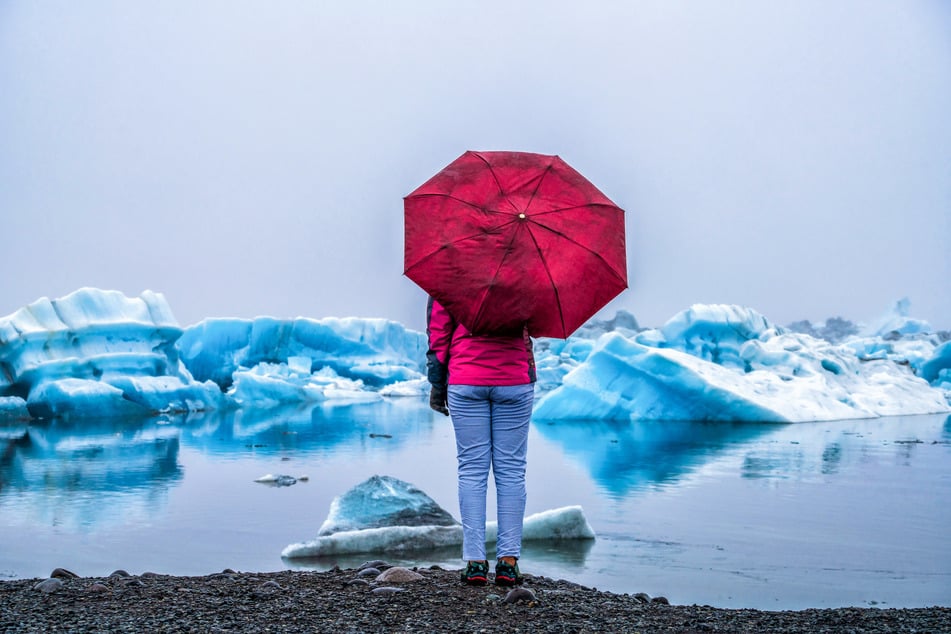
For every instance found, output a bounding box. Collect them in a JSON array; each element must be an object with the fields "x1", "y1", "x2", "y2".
[{"x1": 426, "y1": 298, "x2": 536, "y2": 387}]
